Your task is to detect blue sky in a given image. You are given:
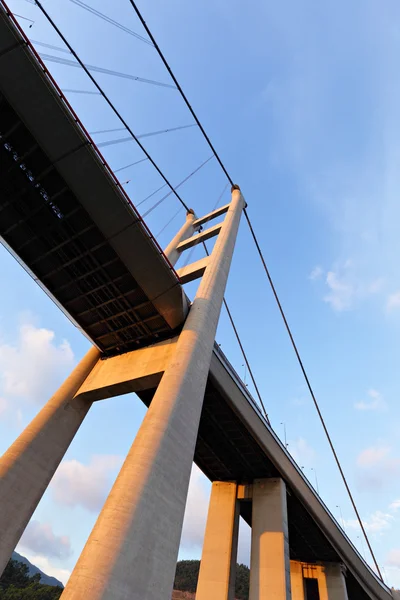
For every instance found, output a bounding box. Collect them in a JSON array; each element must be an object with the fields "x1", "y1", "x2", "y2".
[{"x1": 2, "y1": 0, "x2": 400, "y2": 588}]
